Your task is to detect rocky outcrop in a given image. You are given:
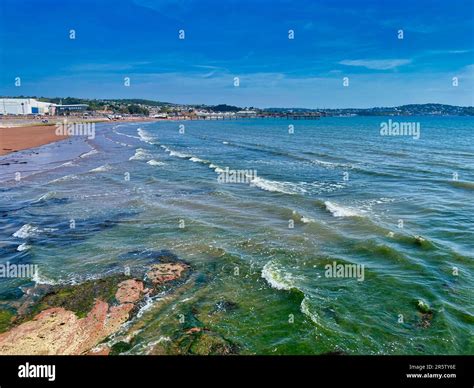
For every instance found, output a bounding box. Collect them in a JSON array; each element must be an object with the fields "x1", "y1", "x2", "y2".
[
  {"x1": 415, "y1": 299, "x2": 434, "y2": 328},
  {"x1": 0, "y1": 279, "x2": 142, "y2": 355},
  {"x1": 0, "y1": 257, "x2": 190, "y2": 355},
  {"x1": 146, "y1": 263, "x2": 188, "y2": 285},
  {"x1": 115, "y1": 279, "x2": 144, "y2": 304}
]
